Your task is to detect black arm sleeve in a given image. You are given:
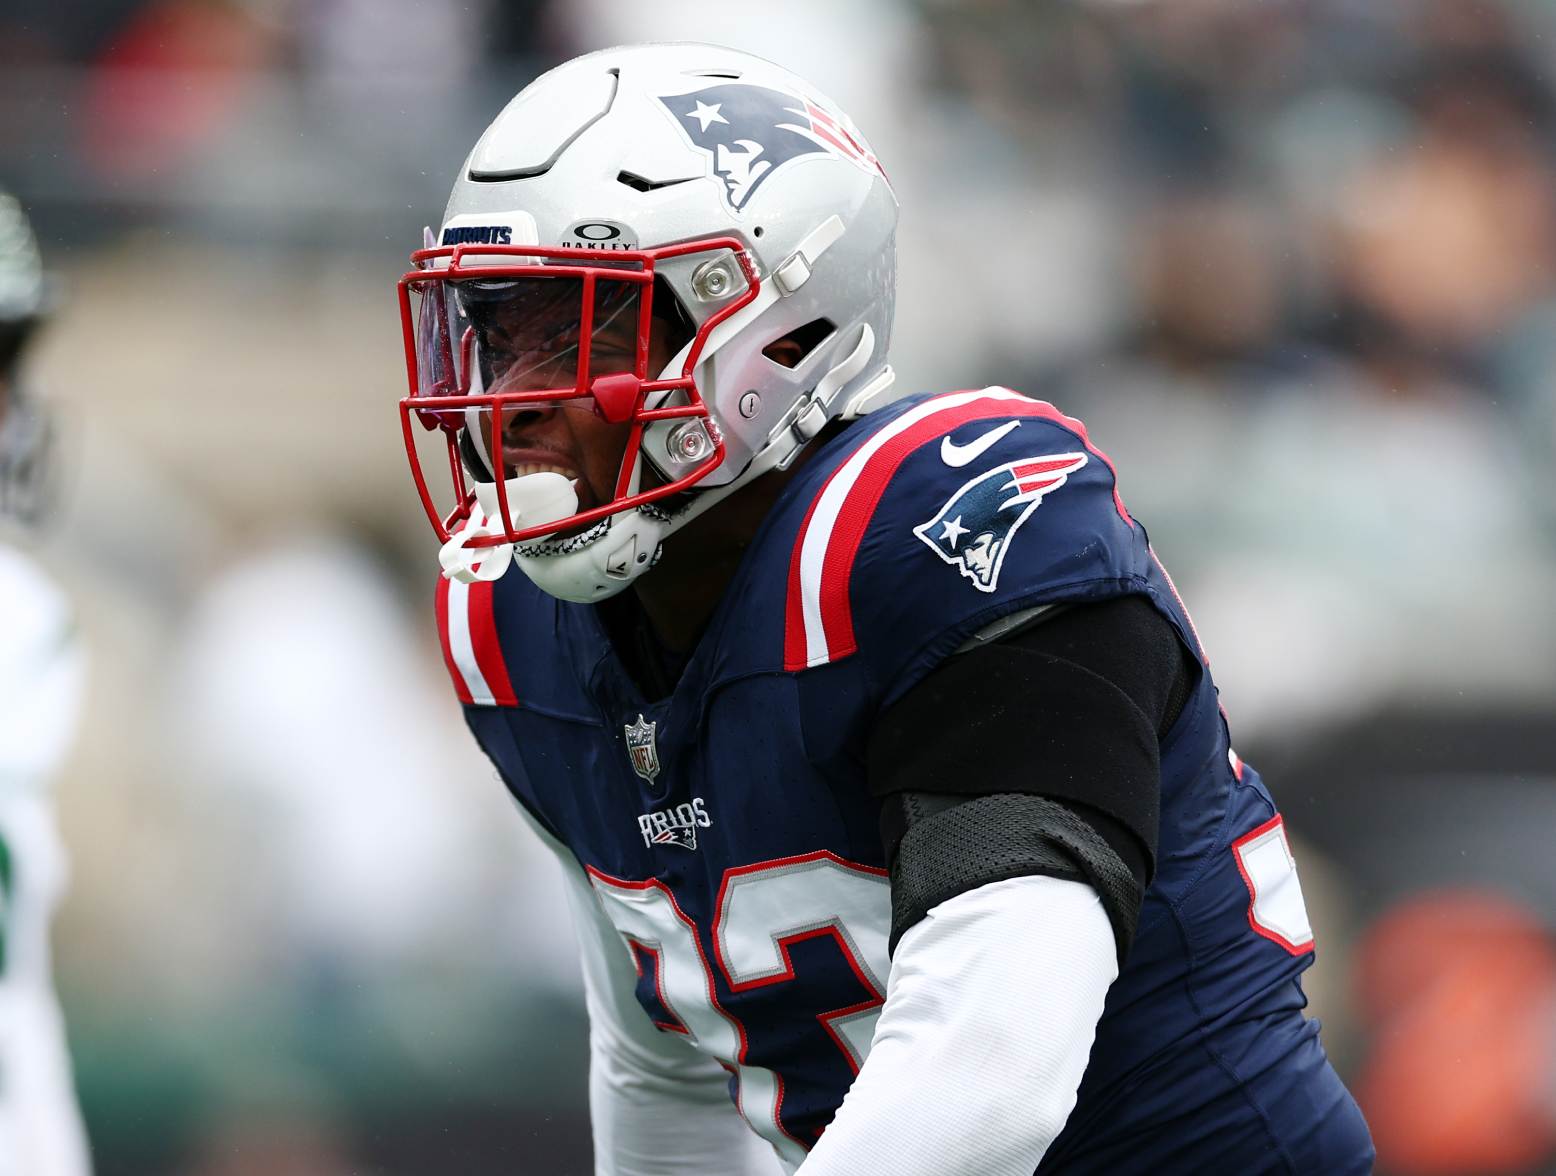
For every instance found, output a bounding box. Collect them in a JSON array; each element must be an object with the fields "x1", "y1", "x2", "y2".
[{"x1": 867, "y1": 595, "x2": 1197, "y2": 960}]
